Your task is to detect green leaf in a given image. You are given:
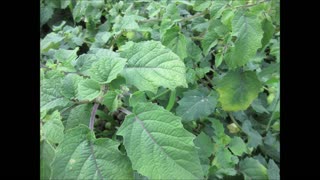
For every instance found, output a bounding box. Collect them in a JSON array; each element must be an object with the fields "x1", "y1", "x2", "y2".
[
  {"x1": 261, "y1": 19, "x2": 275, "y2": 48},
  {"x1": 129, "y1": 91, "x2": 147, "y2": 107},
  {"x1": 212, "y1": 147, "x2": 238, "y2": 176},
  {"x1": 102, "y1": 90, "x2": 121, "y2": 112},
  {"x1": 194, "y1": 132, "x2": 213, "y2": 176},
  {"x1": 215, "y1": 52, "x2": 224, "y2": 68},
  {"x1": 261, "y1": 131, "x2": 280, "y2": 162},
  {"x1": 113, "y1": 15, "x2": 140, "y2": 32},
  {"x1": 229, "y1": 137, "x2": 247, "y2": 156},
  {"x1": 242, "y1": 120, "x2": 263, "y2": 148},
  {"x1": 117, "y1": 102, "x2": 203, "y2": 179},
  {"x1": 65, "y1": 104, "x2": 93, "y2": 130},
  {"x1": 186, "y1": 38, "x2": 203, "y2": 63},
  {"x1": 41, "y1": 77, "x2": 69, "y2": 112},
  {"x1": 201, "y1": 20, "x2": 229, "y2": 56},
  {"x1": 88, "y1": 56, "x2": 126, "y2": 84},
  {"x1": 161, "y1": 26, "x2": 188, "y2": 60},
  {"x1": 209, "y1": 1, "x2": 228, "y2": 18},
  {"x1": 194, "y1": 132, "x2": 214, "y2": 158},
  {"x1": 267, "y1": 159, "x2": 280, "y2": 180},
  {"x1": 61, "y1": 74, "x2": 83, "y2": 99},
  {"x1": 120, "y1": 41, "x2": 187, "y2": 93},
  {"x1": 221, "y1": 9, "x2": 234, "y2": 29},
  {"x1": 176, "y1": 89, "x2": 217, "y2": 122},
  {"x1": 251, "y1": 98, "x2": 269, "y2": 114},
  {"x1": 60, "y1": 0, "x2": 70, "y2": 9},
  {"x1": 216, "y1": 70, "x2": 262, "y2": 111},
  {"x1": 40, "y1": 140, "x2": 55, "y2": 180},
  {"x1": 95, "y1": 31, "x2": 112, "y2": 44},
  {"x1": 41, "y1": 32, "x2": 64, "y2": 53},
  {"x1": 225, "y1": 12, "x2": 263, "y2": 68},
  {"x1": 74, "y1": 54, "x2": 98, "y2": 75},
  {"x1": 270, "y1": 39, "x2": 280, "y2": 61},
  {"x1": 42, "y1": 111, "x2": 64, "y2": 144},
  {"x1": 55, "y1": 48, "x2": 79, "y2": 72},
  {"x1": 160, "y1": 3, "x2": 181, "y2": 34},
  {"x1": 211, "y1": 119, "x2": 230, "y2": 144},
  {"x1": 193, "y1": 0, "x2": 211, "y2": 11},
  {"x1": 239, "y1": 158, "x2": 268, "y2": 180},
  {"x1": 51, "y1": 125, "x2": 134, "y2": 179},
  {"x1": 77, "y1": 79, "x2": 101, "y2": 101},
  {"x1": 55, "y1": 48, "x2": 79, "y2": 63},
  {"x1": 40, "y1": 4, "x2": 54, "y2": 27}
]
